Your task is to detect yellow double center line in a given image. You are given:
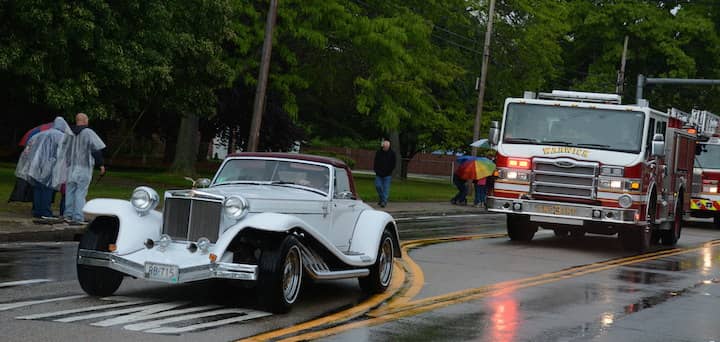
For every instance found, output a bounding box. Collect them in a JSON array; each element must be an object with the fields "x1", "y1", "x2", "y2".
[
  {"x1": 240, "y1": 233, "x2": 505, "y2": 342},
  {"x1": 244, "y1": 236, "x2": 720, "y2": 341}
]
